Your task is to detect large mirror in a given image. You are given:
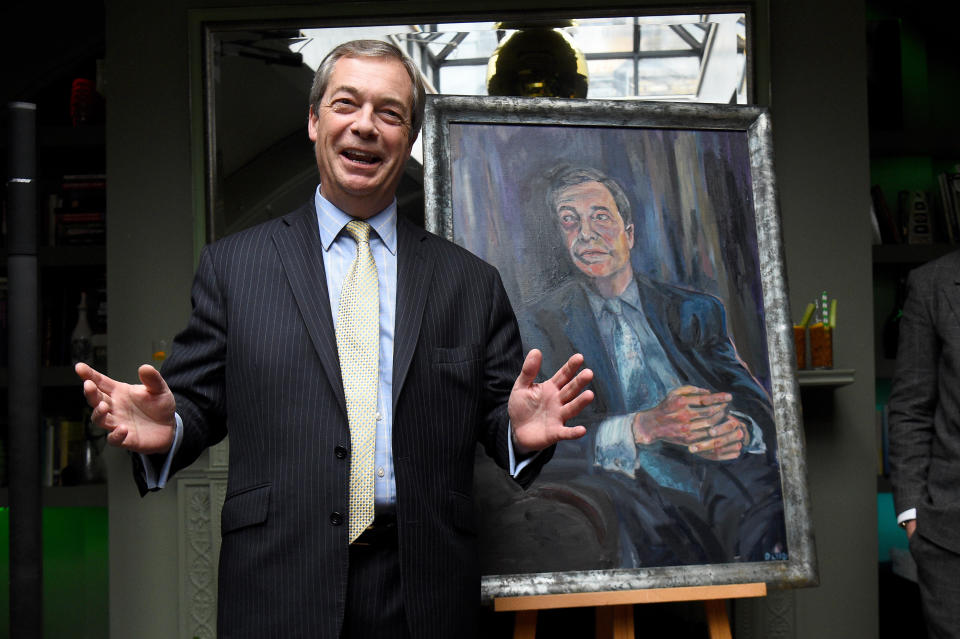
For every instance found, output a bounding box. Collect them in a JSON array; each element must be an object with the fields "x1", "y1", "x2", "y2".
[{"x1": 202, "y1": 11, "x2": 752, "y2": 241}]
